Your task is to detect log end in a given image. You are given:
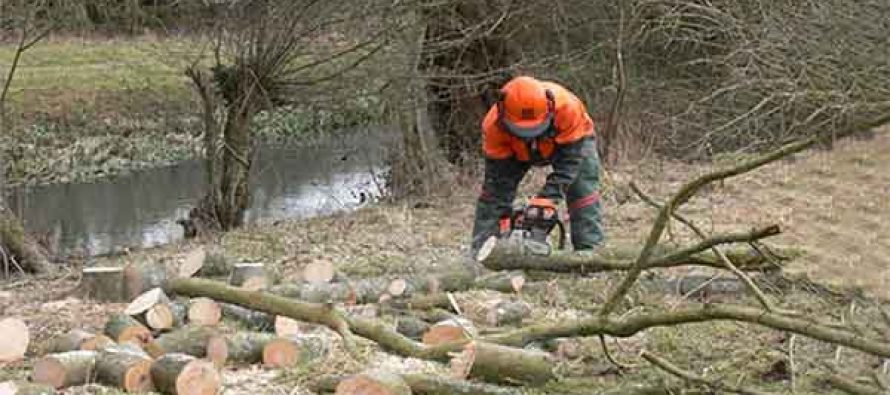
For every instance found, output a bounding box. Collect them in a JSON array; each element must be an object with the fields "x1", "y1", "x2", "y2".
[
  {"x1": 335, "y1": 370, "x2": 411, "y2": 395},
  {"x1": 475, "y1": 236, "x2": 499, "y2": 262},
  {"x1": 188, "y1": 298, "x2": 222, "y2": 327},
  {"x1": 123, "y1": 359, "x2": 155, "y2": 393},
  {"x1": 31, "y1": 357, "x2": 66, "y2": 389},
  {"x1": 119, "y1": 326, "x2": 153, "y2": 345},
  {"x1": 0, "y1": 318, "x2": 29, "y2": 362},
  {"x1": 80, "y1": 335, "x2": 114, "y2": 351},
  {"x1": 262, "y1": 338, "x2": 299, "y2": 368},
  {"x1": 176, "y1": 359, "x2": 220, "y2": 395},
  {"x1": 146, "y1": 304, "x2": 175, "y2": 330},
  {"x1": 205, "y1": 335, "x2": 228, "y2": 368}
]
